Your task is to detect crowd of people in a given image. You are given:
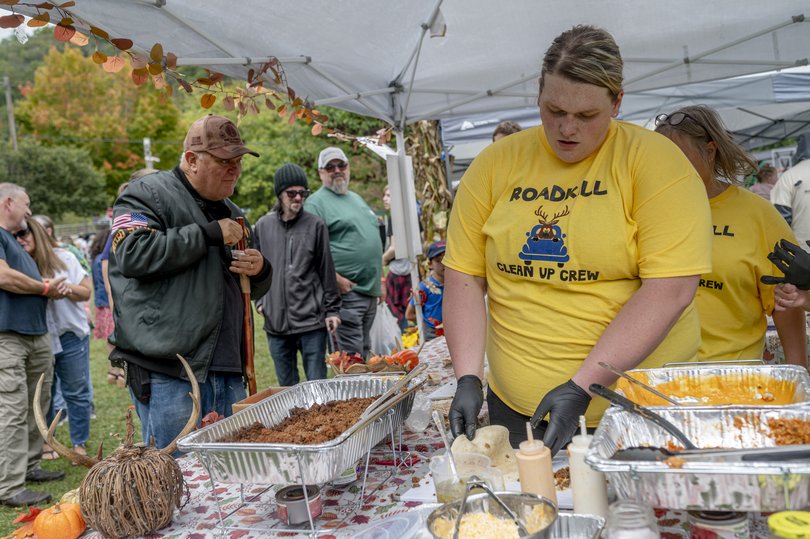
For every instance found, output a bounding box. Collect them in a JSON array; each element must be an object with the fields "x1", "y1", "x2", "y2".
[{"x1": 1, "y1": 23, "x2": 808, "y2": 510}]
